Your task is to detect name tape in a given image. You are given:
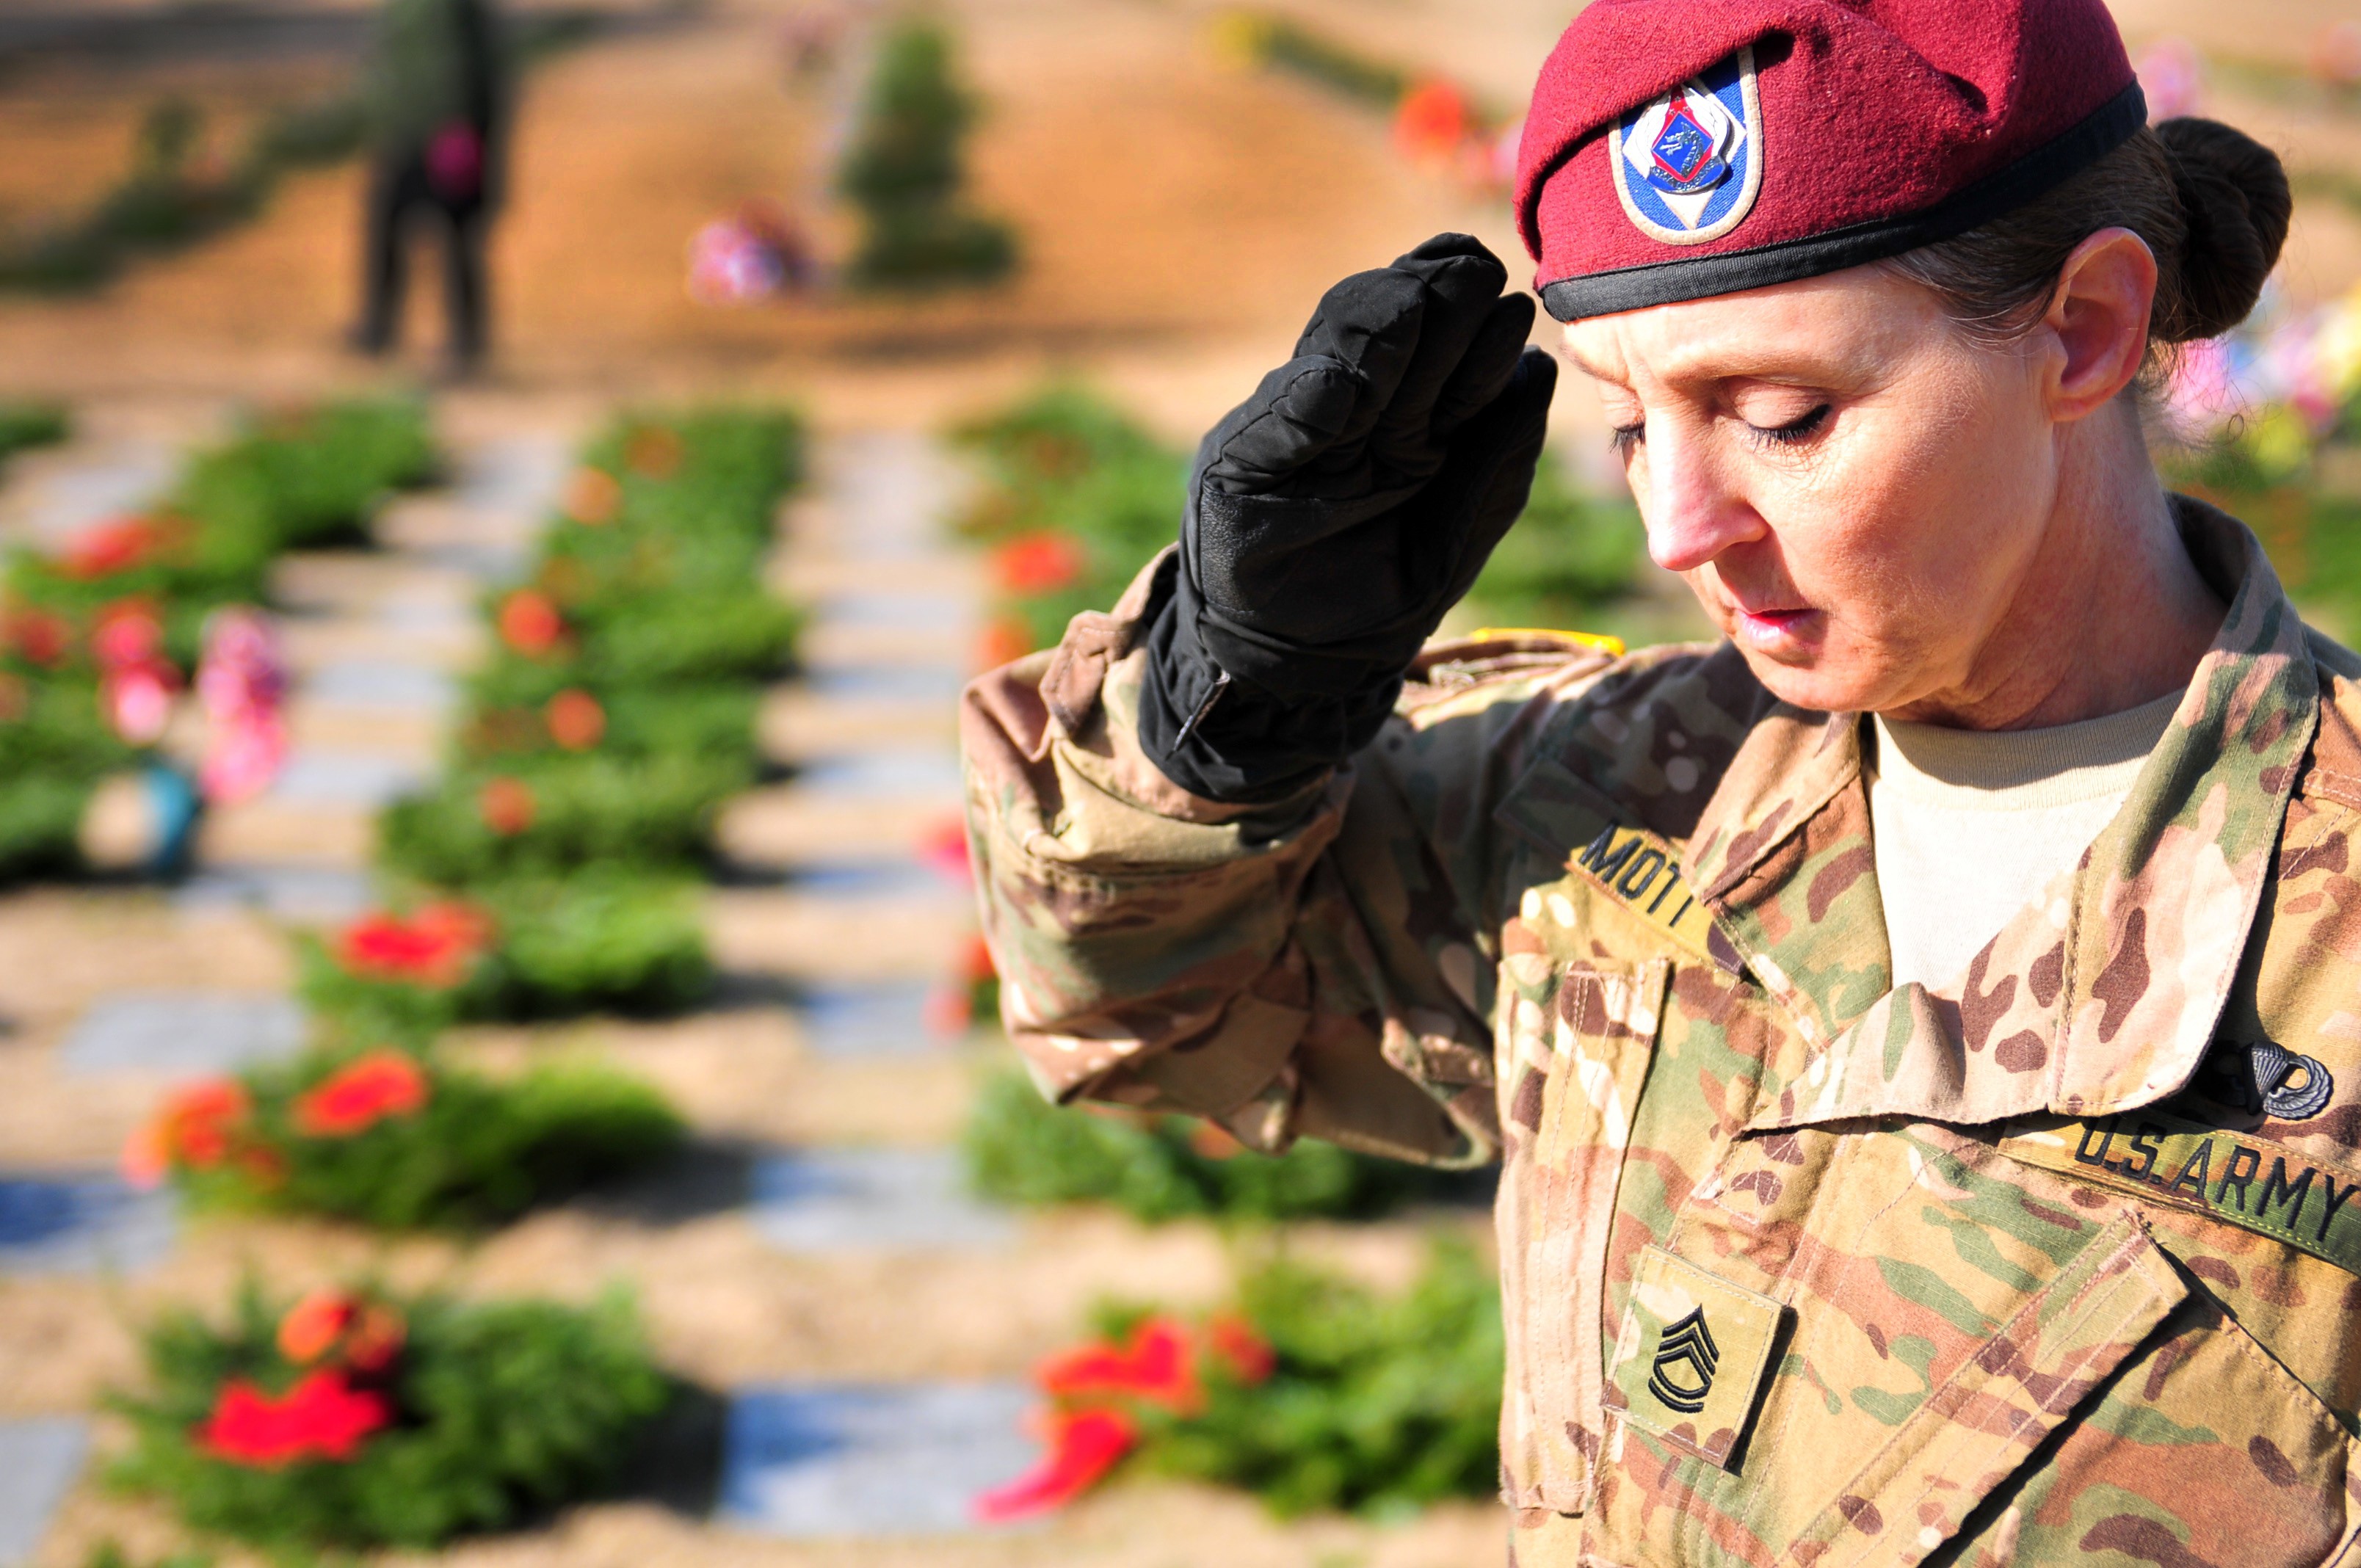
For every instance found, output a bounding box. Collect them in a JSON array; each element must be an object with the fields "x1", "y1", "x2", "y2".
[
  {"x1": 2000, "y1": 1109, "x2": 2361, "y2": 1280},
  {"x1": 1572, "y1": 823, "x2": 1719, "y2": 958}
]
